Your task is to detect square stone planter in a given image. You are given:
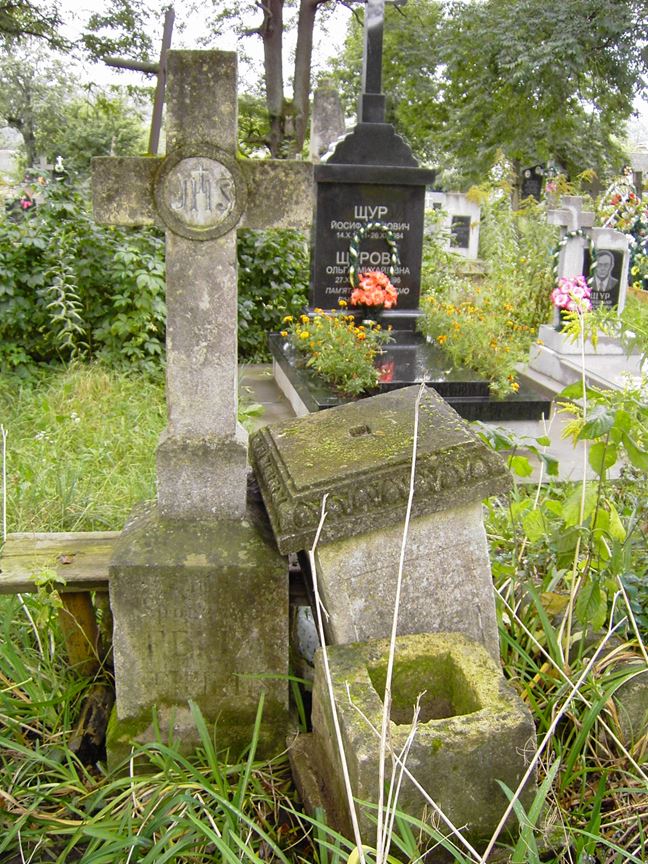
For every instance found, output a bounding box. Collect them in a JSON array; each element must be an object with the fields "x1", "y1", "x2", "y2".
[{"x1": 295, "y1": 632, "x2": 537, "y2": 849}]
